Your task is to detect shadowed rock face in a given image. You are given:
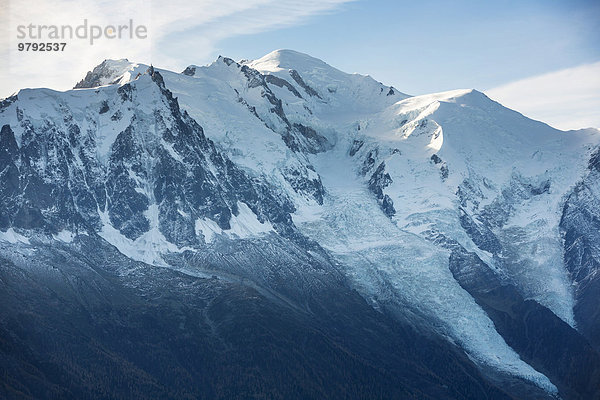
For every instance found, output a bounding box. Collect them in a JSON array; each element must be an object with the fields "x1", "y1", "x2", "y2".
[
  {"x1": 368, "y1": 162, "x2": 395, "y2": 217},
  {"x1": 0, "y1": 71, "x2": 296, "y2": 243},
  {"x1": 561, "y1": 149, "x2": 600, "y2": 351},
  {"x1": 448, "y1": 247, "x2": 600, "y2": 400},
  {"x1": 289, "y1": 69, "x2": 321, "y2": 99}
]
